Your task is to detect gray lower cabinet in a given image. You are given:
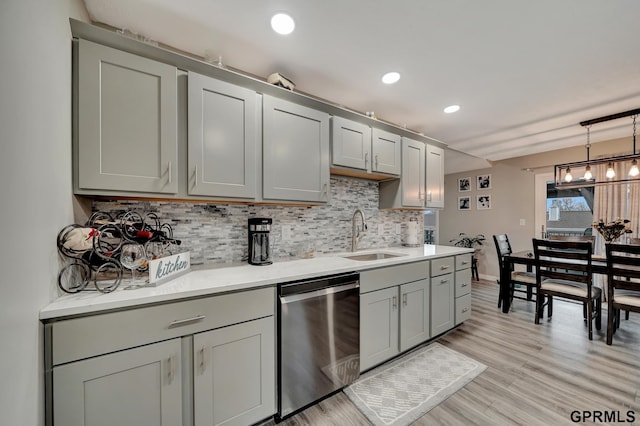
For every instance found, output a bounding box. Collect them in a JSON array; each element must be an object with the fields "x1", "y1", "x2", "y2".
[
  {"x1": 45, "y1": 287, "x2": 275, "y2": 426},
  {"x1": 188, "y1": 71, "x2": 259, "y2": 199},
  {"x1": 455, "y1": 254, "x2": 473, "y2": 324},
  {"x1": 194, "y1": 317, "x2": 275, "y2": 426},
  {"x1": 359, "y1": 261, "x2": 430, "y2": 371},
  {"x1": 430, "y1": 257, "x2": 455, "y2": 336},
  {"x1": 263, "y1": 95, "x2": 330, "y2": 202},
  {"x1": 53, "y1": 339, "x2": 182, "y2": 426},
  {"x1": 360, "y1": 286, "x2": 399, "y2": 370},
  {"x1": 76, "y1": 38, "x2": 178, "y2": 194}
]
